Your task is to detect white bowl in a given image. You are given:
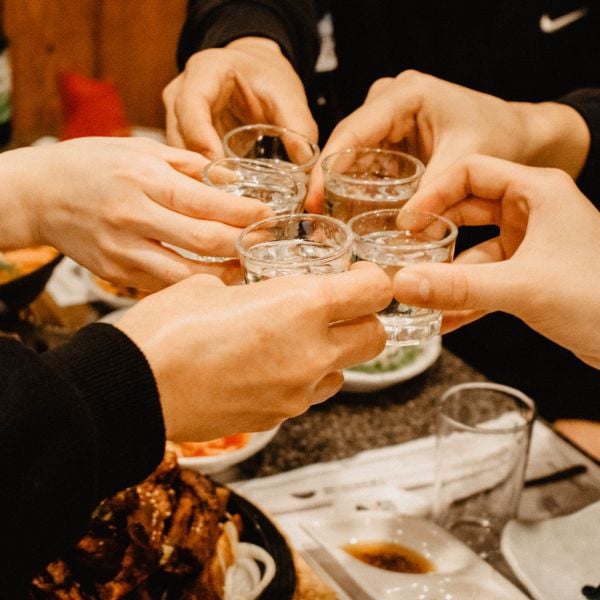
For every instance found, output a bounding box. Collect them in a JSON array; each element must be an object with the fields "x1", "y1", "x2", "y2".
[
  {"x1": 342, "y1": 336, "x2": 442, "y2": 393},
  {"x1": 177, "y1": 427, "x2": 280, "y2": 475}
]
